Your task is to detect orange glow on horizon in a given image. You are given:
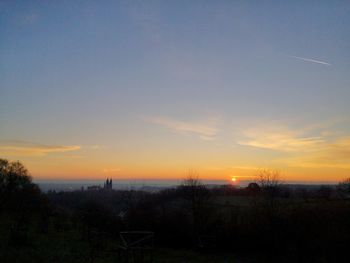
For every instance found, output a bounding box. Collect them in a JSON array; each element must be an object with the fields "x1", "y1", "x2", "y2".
[
  {"x1": 5, "y1": 153, "x2": 349, "y2": 183},
  {"x1": 28, "y1": 165, "x2": 349, "y2": 183}
]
